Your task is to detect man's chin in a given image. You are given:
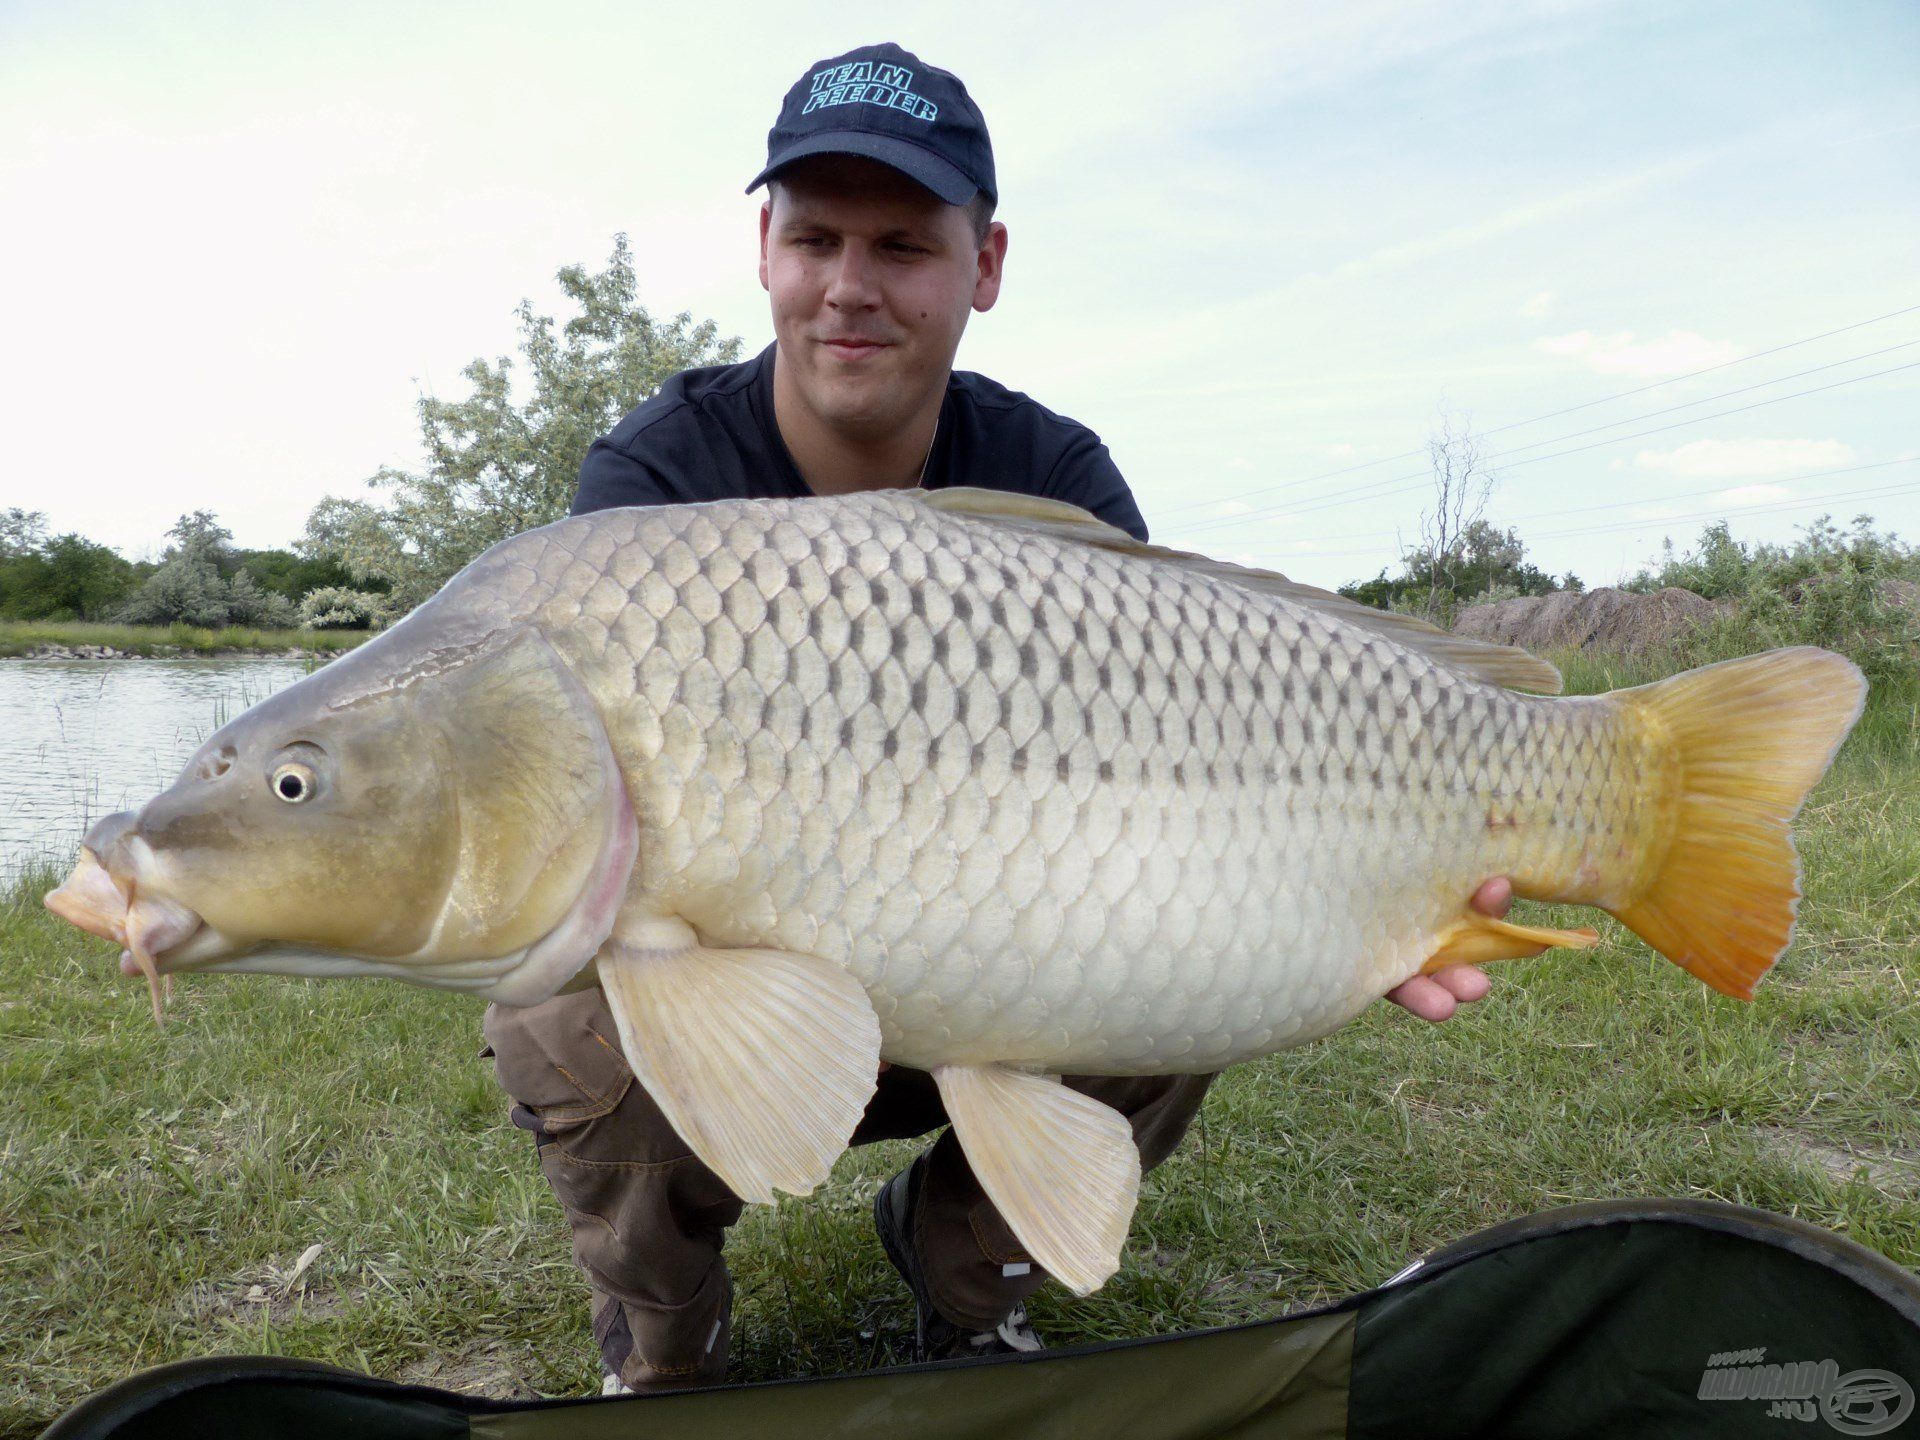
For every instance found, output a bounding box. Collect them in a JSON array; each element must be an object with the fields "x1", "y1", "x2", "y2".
[{"x1": 811, "y1": 391, "x2": 909, "y2": 438}]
